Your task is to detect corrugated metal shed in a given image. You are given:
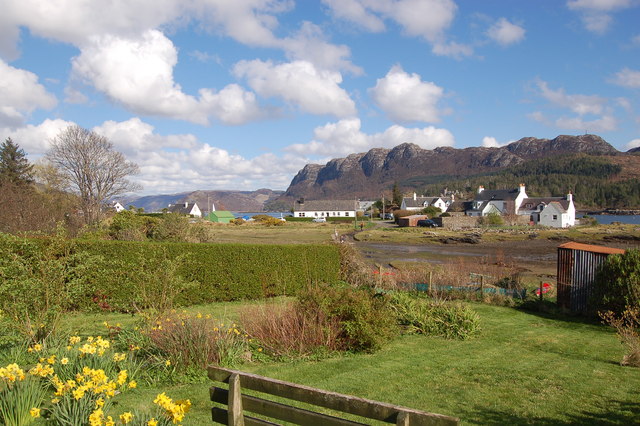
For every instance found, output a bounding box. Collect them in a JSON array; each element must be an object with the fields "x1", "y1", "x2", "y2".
[{"x1": 557, "y1": 242, "x2": 625, "y2": 313}]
